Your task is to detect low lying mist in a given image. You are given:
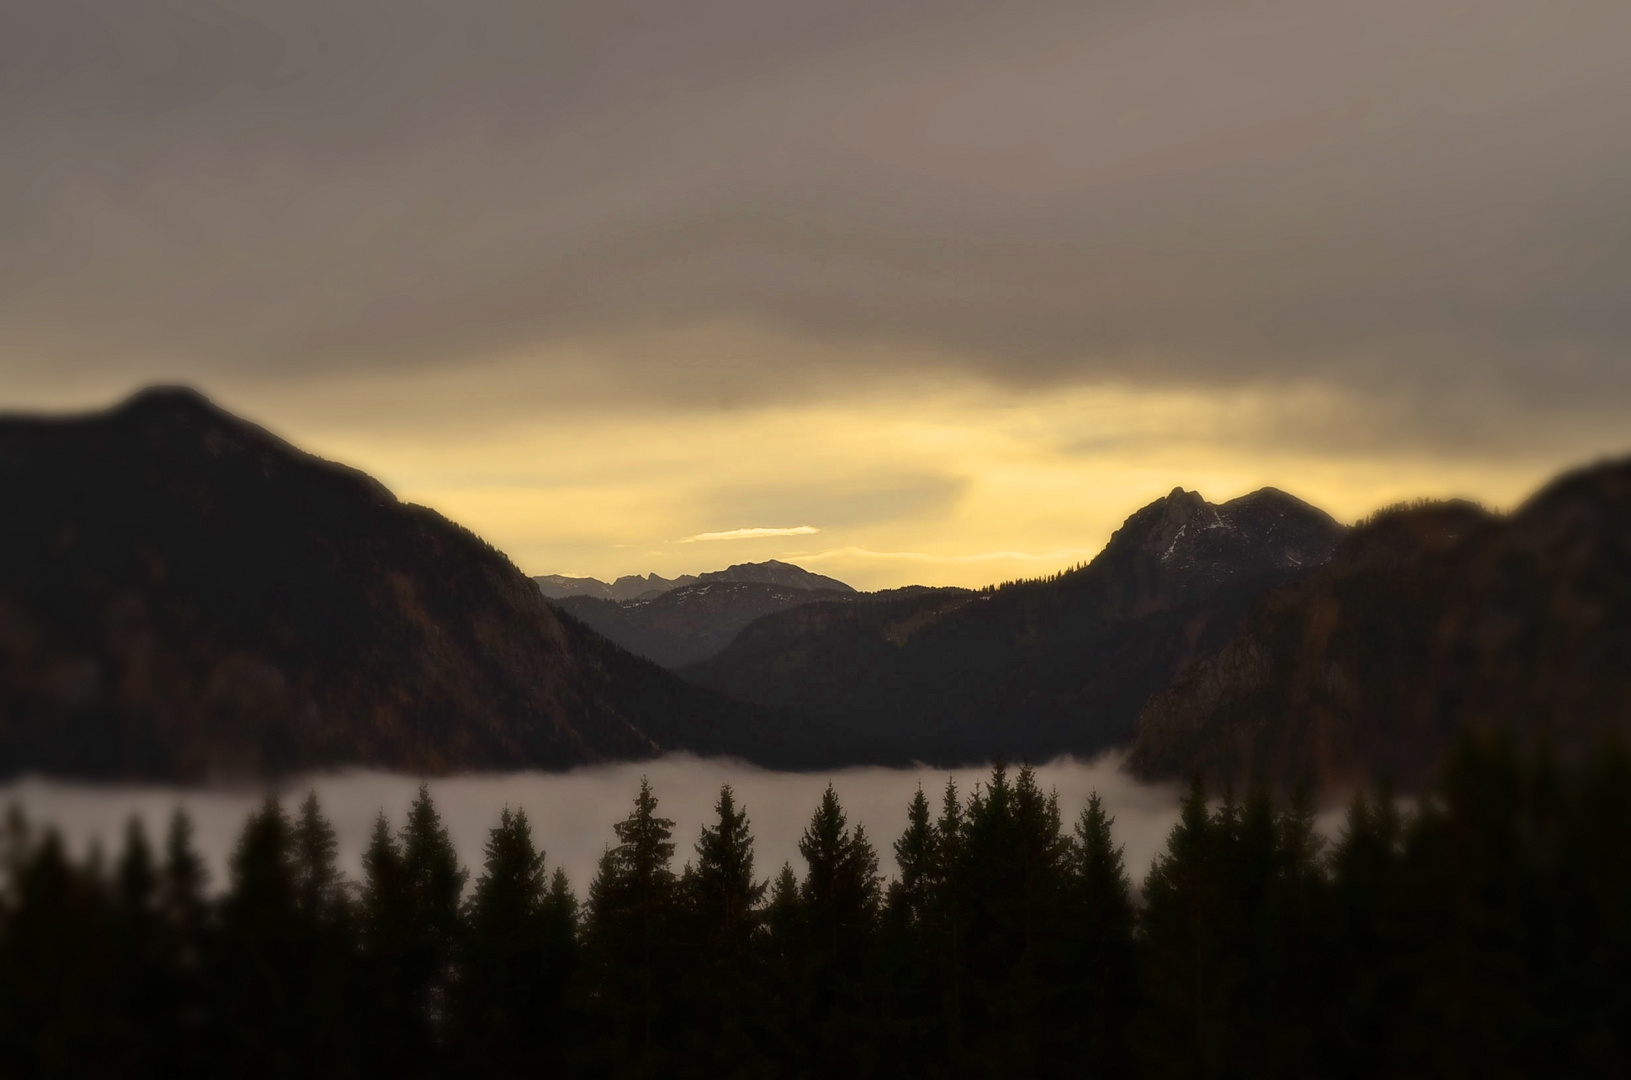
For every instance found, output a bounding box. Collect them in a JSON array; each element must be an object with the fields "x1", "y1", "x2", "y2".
[{"x1": 1, "y1": 755, "x2": 1196, "y2": 895}]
